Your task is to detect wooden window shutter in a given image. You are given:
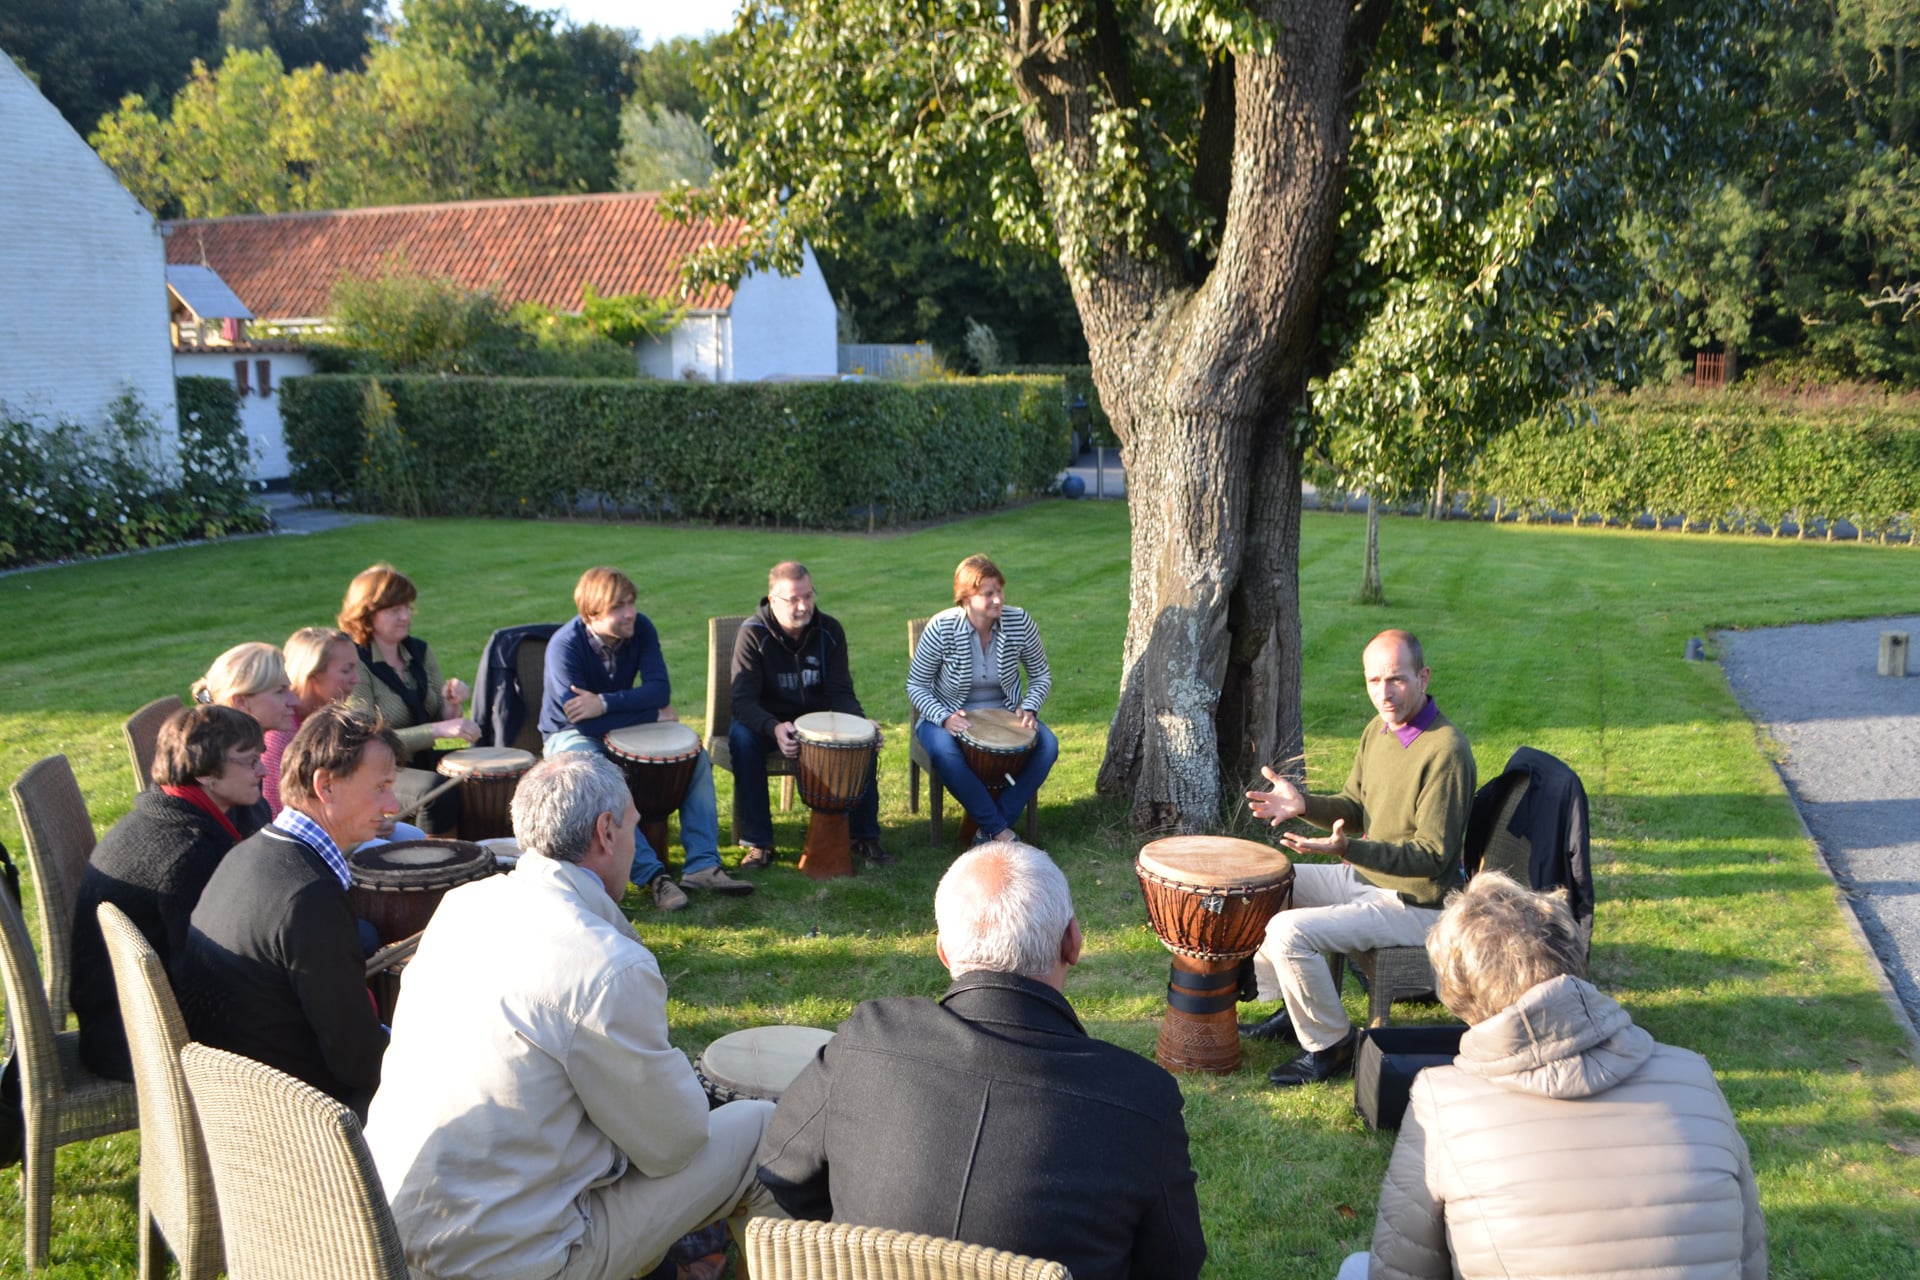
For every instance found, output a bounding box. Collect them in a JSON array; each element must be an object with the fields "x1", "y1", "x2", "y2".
[{"x1": 234, "y1": 360, "x2": 250, "y2": 396}]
